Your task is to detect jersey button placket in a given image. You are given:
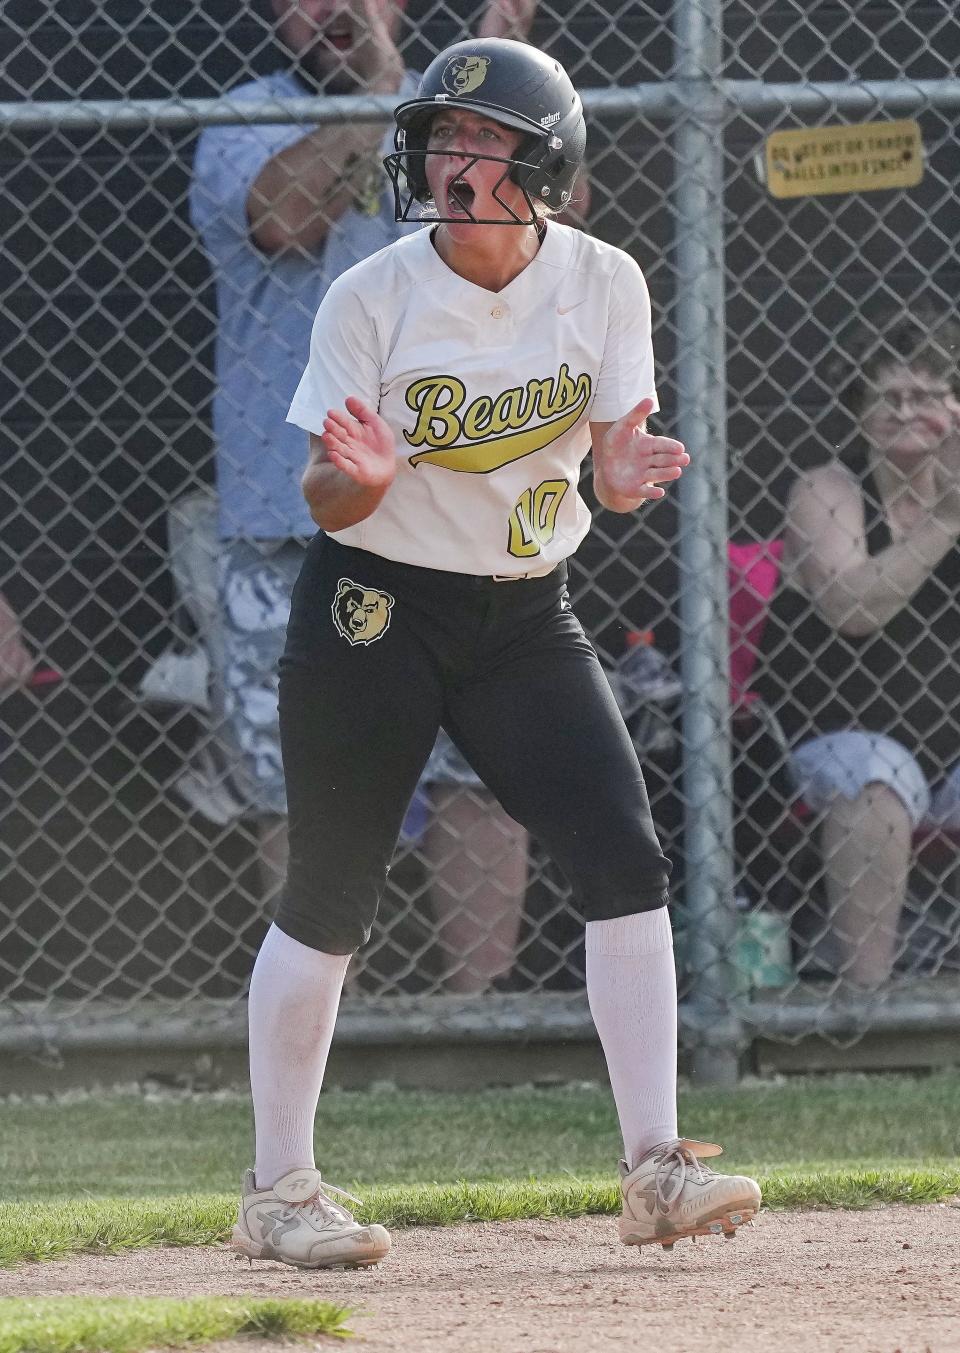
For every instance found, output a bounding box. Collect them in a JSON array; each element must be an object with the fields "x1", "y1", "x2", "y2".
[{"x1": 487, "y1": 301, "x2": 513, "y2": 345}]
